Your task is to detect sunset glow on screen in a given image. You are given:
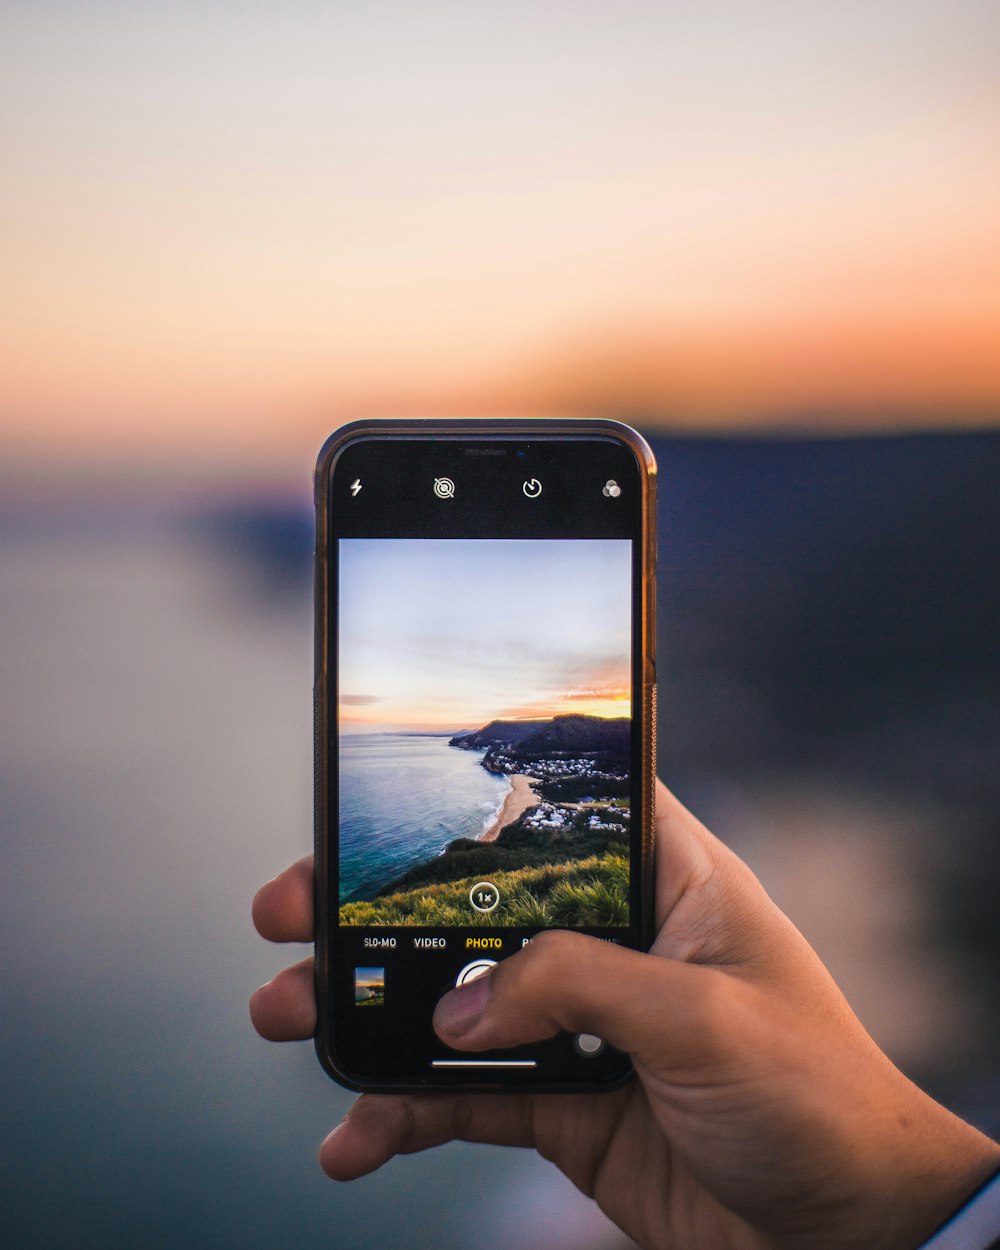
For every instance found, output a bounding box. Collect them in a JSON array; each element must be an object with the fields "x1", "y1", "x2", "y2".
[{"x1": 337, "y1": 540, "x2": 631, "y2": 732}]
